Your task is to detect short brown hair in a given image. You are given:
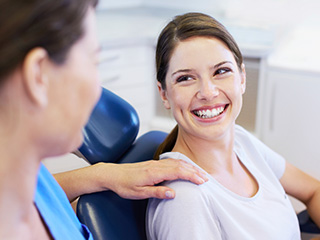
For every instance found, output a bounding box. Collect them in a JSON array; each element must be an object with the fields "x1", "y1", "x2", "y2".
[{"x1": 0, "y1": 0, "x2": 98, "y2": 82}]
